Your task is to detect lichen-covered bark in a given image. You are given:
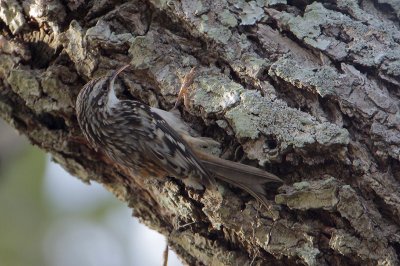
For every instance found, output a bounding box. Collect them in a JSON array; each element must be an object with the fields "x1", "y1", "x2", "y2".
[{"x1": 1, "y1": 0, "x2": 399, "y2": 265}]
